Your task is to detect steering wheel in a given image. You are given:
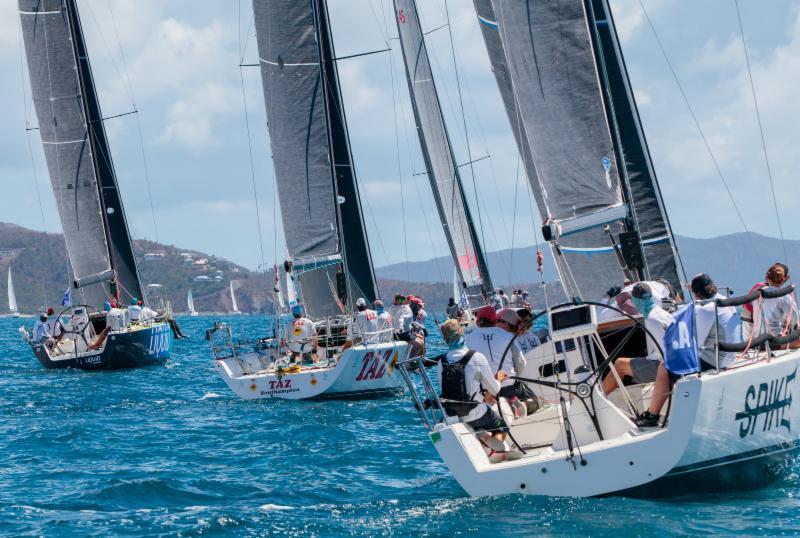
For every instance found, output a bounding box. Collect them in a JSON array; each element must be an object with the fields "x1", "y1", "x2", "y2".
[{"x1": 56, "y1": 304, "x2": 103, "y2": 349}]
